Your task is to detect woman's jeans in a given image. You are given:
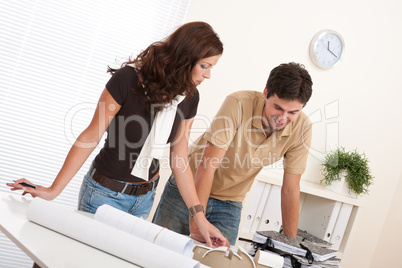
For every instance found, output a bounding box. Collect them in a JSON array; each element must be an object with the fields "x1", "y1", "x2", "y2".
[{"x1": 78, "y1": 168, "x2": 157, "y2": 220}]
